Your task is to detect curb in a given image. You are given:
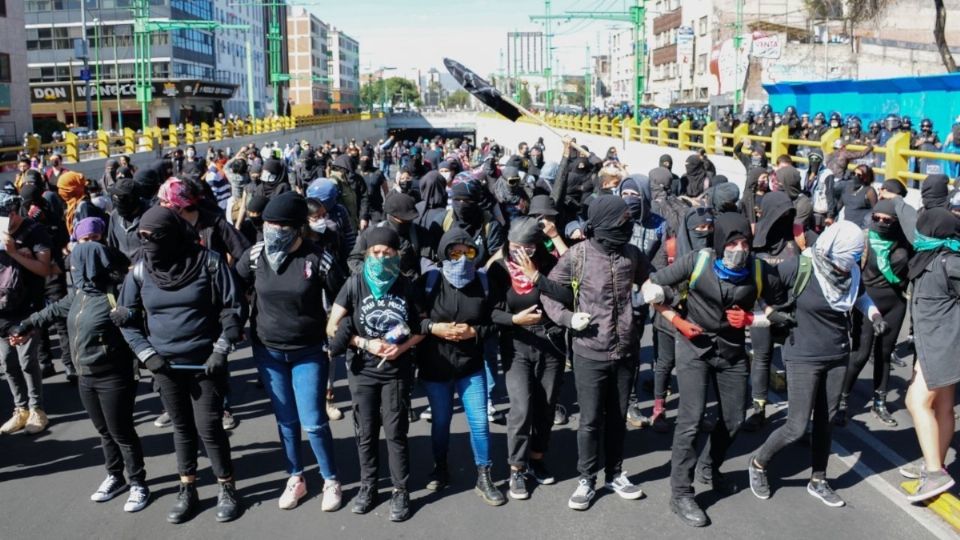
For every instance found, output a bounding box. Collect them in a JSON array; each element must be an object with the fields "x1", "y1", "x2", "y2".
[{"x1": 900, "y1": 480, "x2": 960, "y2": 532}]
